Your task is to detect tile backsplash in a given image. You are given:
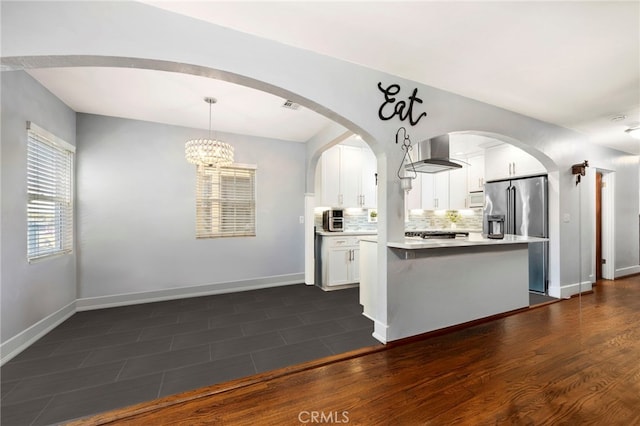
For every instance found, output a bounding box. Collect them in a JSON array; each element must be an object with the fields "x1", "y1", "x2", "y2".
[
  {"x1": 405, "y1": 208, "x2": 483, "y2": 231},
  {"x1": 314, "y1": 209, "x2": 377, "y2": 231},
  {"x1": 315, "y1": 208, "x2": 483, "y2": 232}
]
